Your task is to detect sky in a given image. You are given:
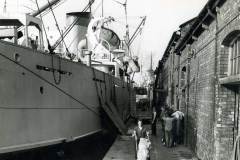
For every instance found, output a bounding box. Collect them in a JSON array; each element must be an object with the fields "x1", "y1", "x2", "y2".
[
  {"x1": 0, "y1": 0, "x2": 208, "y2": 69},
  {"x1": 125, "y1": 0, "x2": 209, "y2": 69},
  {"x1": 89, "y1": 0, "x2": 209, "y2": 69}
]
